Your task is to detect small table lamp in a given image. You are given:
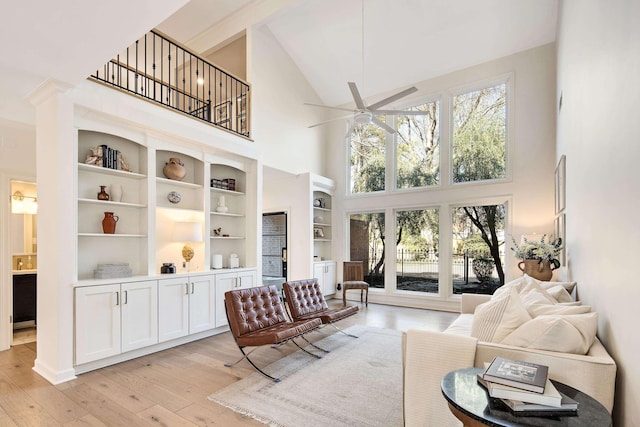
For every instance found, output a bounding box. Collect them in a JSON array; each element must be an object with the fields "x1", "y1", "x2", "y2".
[{"x1": 173, "y1": 221, "x2": 203, "y2": 268}]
